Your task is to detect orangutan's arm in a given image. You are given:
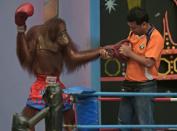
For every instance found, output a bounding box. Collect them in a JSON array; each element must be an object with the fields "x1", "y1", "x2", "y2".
[
  {"x1": 16, "y1": 27, "x2": 36, "y2": 69},
  {"x1": 68, "y1": 47, "x2": 102, "y2": 63},
  {"x1": 63, "y1": 45, "x2": 104, "y2": 72}
]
